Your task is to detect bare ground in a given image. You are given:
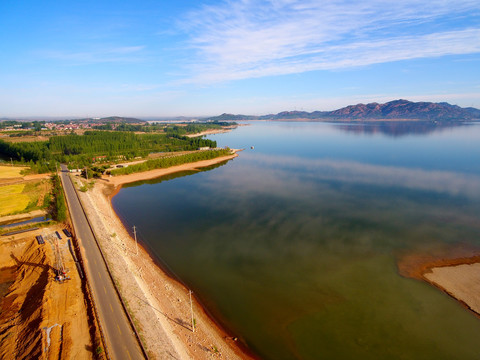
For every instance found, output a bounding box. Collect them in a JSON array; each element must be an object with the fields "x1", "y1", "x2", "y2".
[{"x1": 0, "y1": 226, "x2": 94, "y2": 360}]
